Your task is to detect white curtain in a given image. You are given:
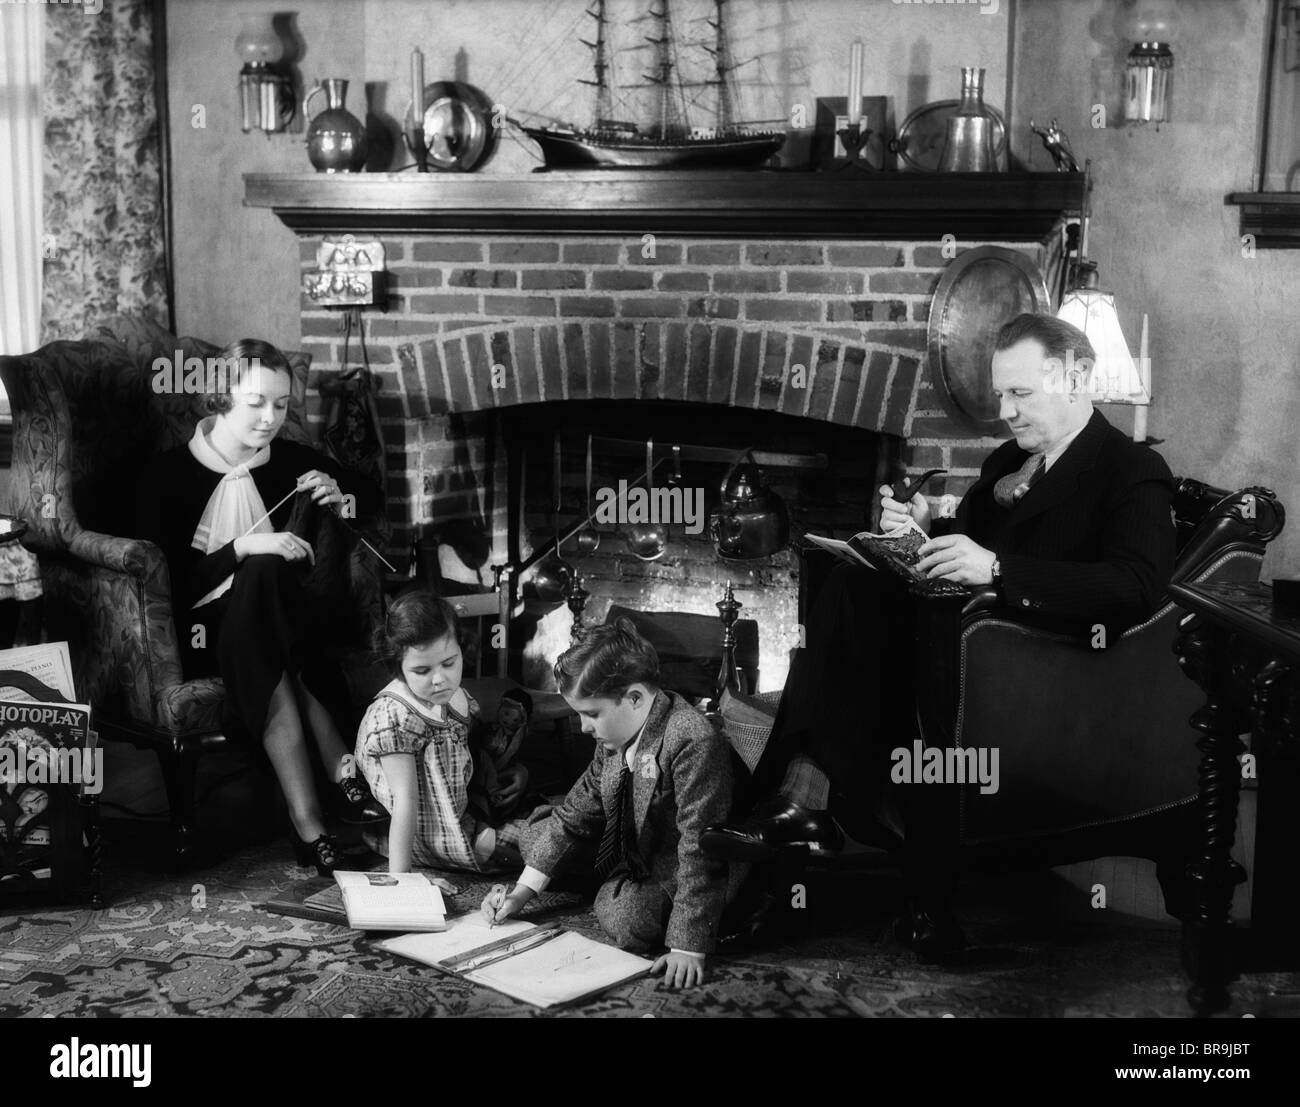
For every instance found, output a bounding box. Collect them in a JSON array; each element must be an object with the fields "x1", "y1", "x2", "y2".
[{"x1": 0, "y1": 5, "x2": 44, "y2": 360}]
